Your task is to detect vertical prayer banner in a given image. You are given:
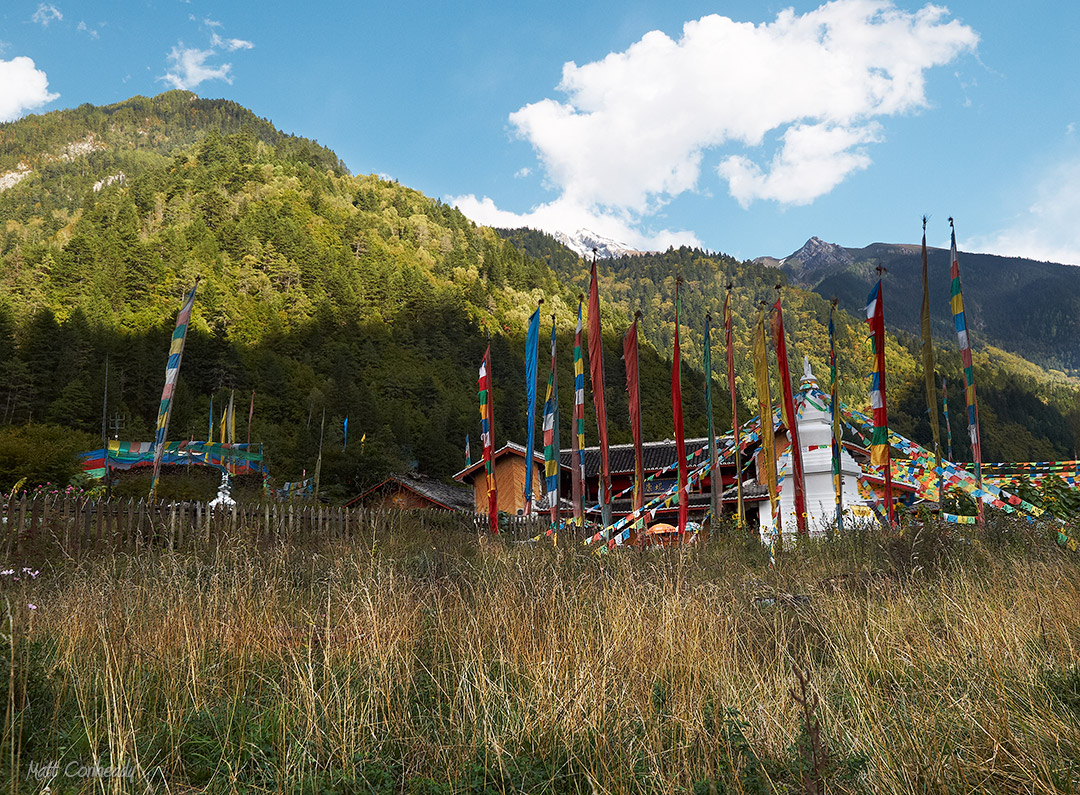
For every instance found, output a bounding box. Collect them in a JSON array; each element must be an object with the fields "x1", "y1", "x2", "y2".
[
  {"x1": 478, "y1": 346, "x2": 498, "y2": 534},
  {"x1": 769, "y1": 293, "x2": 808, "y2": 535},
  {"x1": 542, "y1": 316, "x2": 561, "y2": 530},
  {"x1": 703, "y1": 313, "x2": 721, "y2": 525},
  {"x1": 571, "y1": 300, "x2": 586, "y2": 527},
  {"x1": 523, "y1": 305, "x2": 541, "y2": 514},
  {"x1": 865, "y1": 279, "x2": 896, "y2": 525},
  {"x1": 587, "y1": 258, "x2": 612, "y2": 527},
  {"x1": 829, "y1": 300, "x2": 844, "y2": 532},
  {"x1": 753, "y1": 305, "x2": 780, "y2": 535},
  {"x1": 672, "y1": 281, "x2": 688, "y2": 535},
  {"x1": 943, "y1": 378, "x2": 954, "y2": 462},
  {"x1": 150, "y1": 280, "x2": 198, "y2": 500},
  {"x1": 623, "y1": 312, "x2": 645, "y2": 535},
  {"x1": 465, "y1": 434, "x2": 471, "y2": 468},
  {"x1": 920, "y1": 217, "x2": 944, "y2": 503},
  {"x1": 949, "y1": 219, "x2": 984, "y2": 525},
  {"x1": 724, "y1": 286, "x2": 745, "y2": 528}
]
